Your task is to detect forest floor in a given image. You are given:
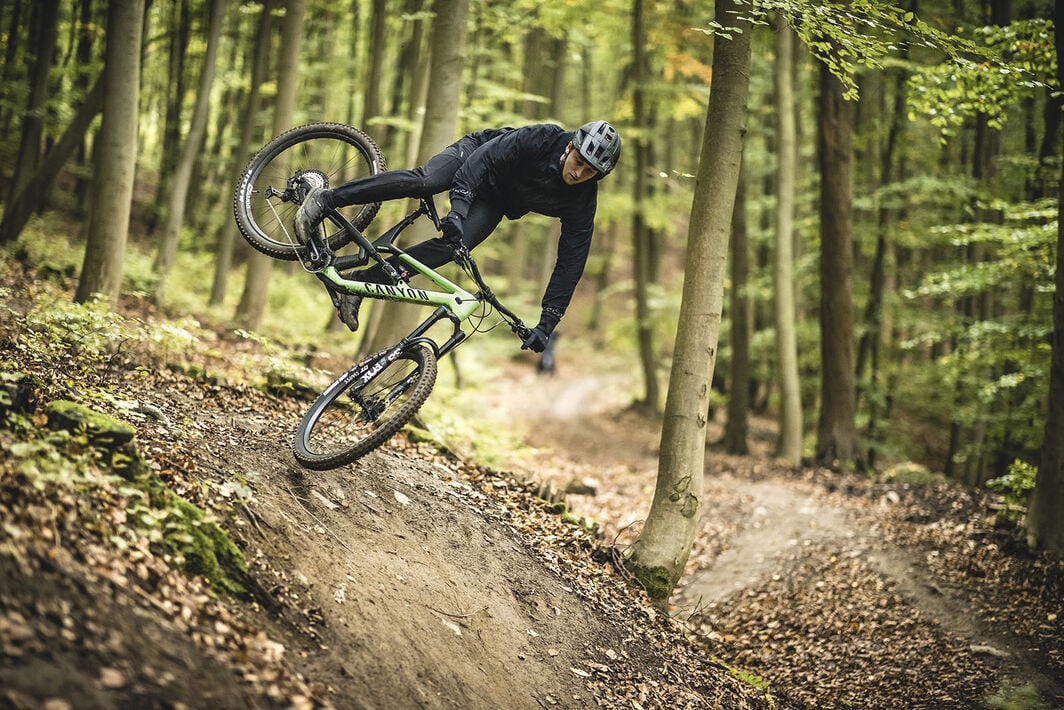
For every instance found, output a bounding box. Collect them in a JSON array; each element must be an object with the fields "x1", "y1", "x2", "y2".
[{"x1": 1, "y1": 260, "x2": 1063, "y2": 709}]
